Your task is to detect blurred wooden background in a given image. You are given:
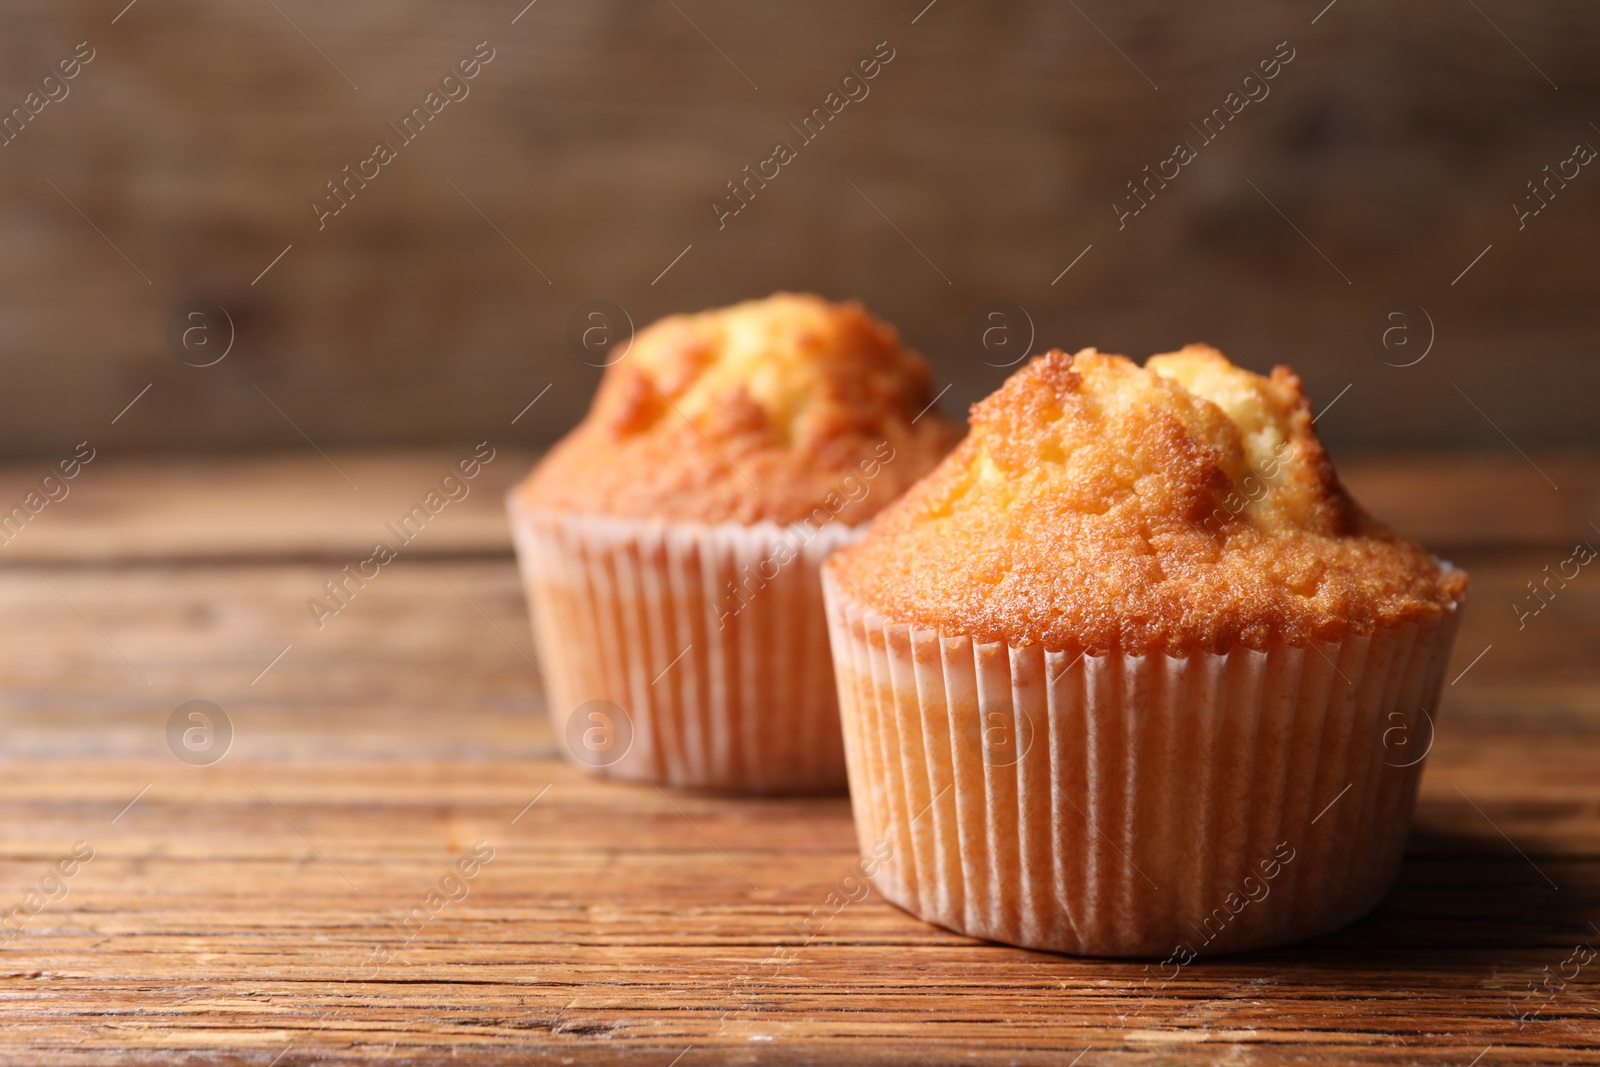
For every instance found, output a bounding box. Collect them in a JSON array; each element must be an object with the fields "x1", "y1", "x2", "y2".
[{"x1": 0, "y1": 0, "x2": 1596, "y2": 461}]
